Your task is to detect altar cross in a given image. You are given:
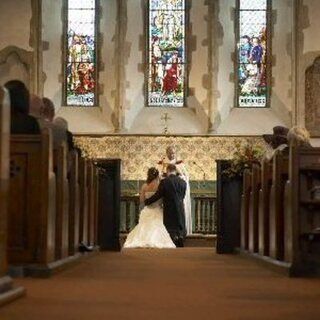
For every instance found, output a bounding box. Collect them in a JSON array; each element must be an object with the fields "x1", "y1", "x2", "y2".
[{"x1": 161, "y1": 112, "x2": 171, "y2": 135}]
